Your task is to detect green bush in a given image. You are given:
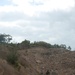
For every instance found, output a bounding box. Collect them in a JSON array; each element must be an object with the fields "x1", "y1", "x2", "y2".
[
  {"x1": 7, "y1": 52, "x2": 18, "y2": 65},
  {"x1": 7, "y1": 48, "x2": 18, "y2": 65}
]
